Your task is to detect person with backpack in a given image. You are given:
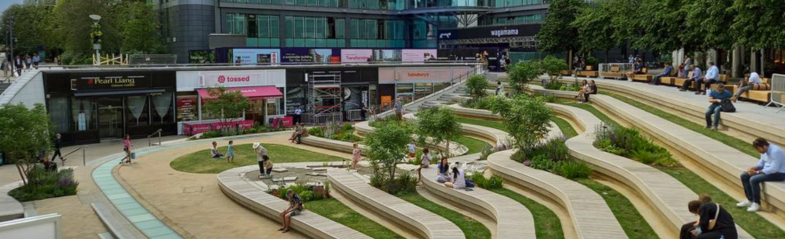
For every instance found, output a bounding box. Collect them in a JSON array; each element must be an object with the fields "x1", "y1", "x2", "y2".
[
  {"x1": 705, "y1": 83, "x2": 733, "y2": 131},
  {"x1": 279, "y1": 189, "x2": 303, "y2": 233}
]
